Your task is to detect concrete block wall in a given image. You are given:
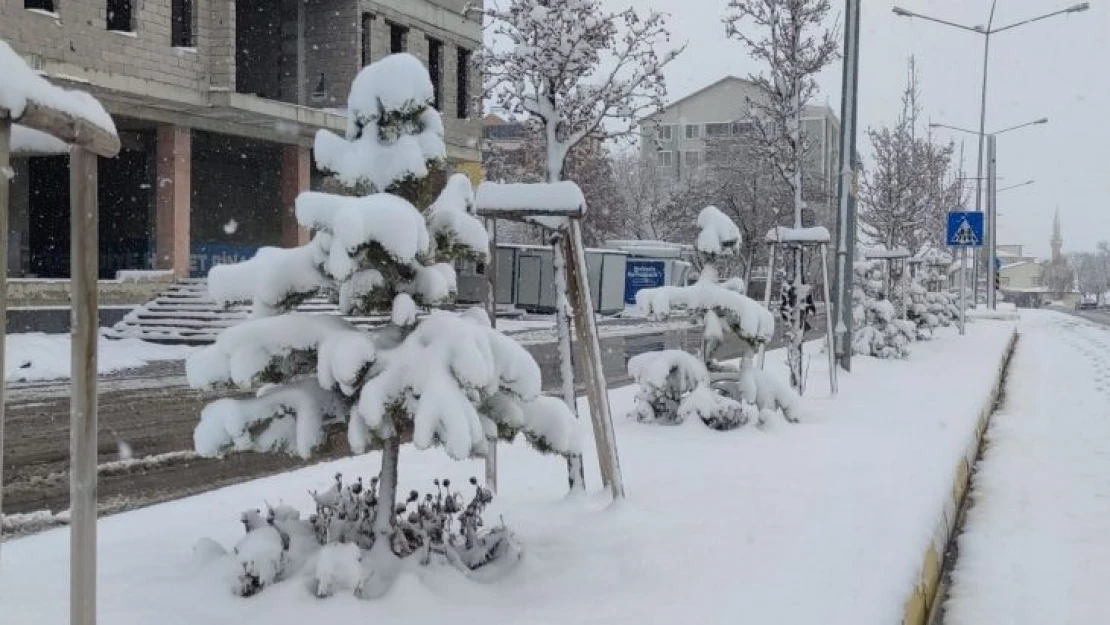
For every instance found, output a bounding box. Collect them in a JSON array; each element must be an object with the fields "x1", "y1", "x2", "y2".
[
  {"x1": 305, "y1": 0, "x2": 360, "y2": 108},
  {"x1": 0, "y1": 0, "x2": 207, "y2": 92},
  {"x1": 362, "y1": 0, "x2": 482, "y2": 162}
]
